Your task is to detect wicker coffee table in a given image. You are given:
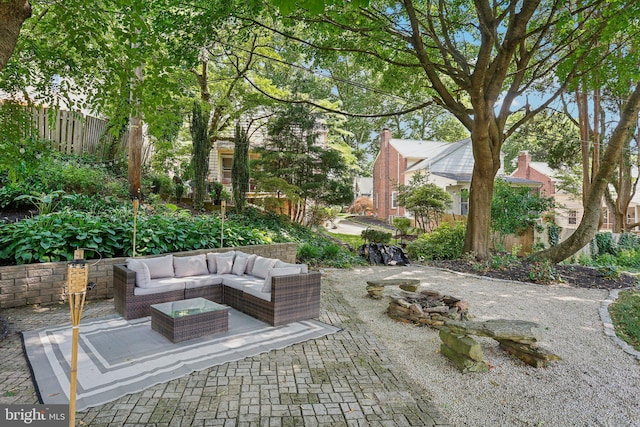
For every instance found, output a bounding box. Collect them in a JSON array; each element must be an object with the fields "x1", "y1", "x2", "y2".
[{"x1": 150, "y1": 297, "x2": 229, "y2": 343}]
